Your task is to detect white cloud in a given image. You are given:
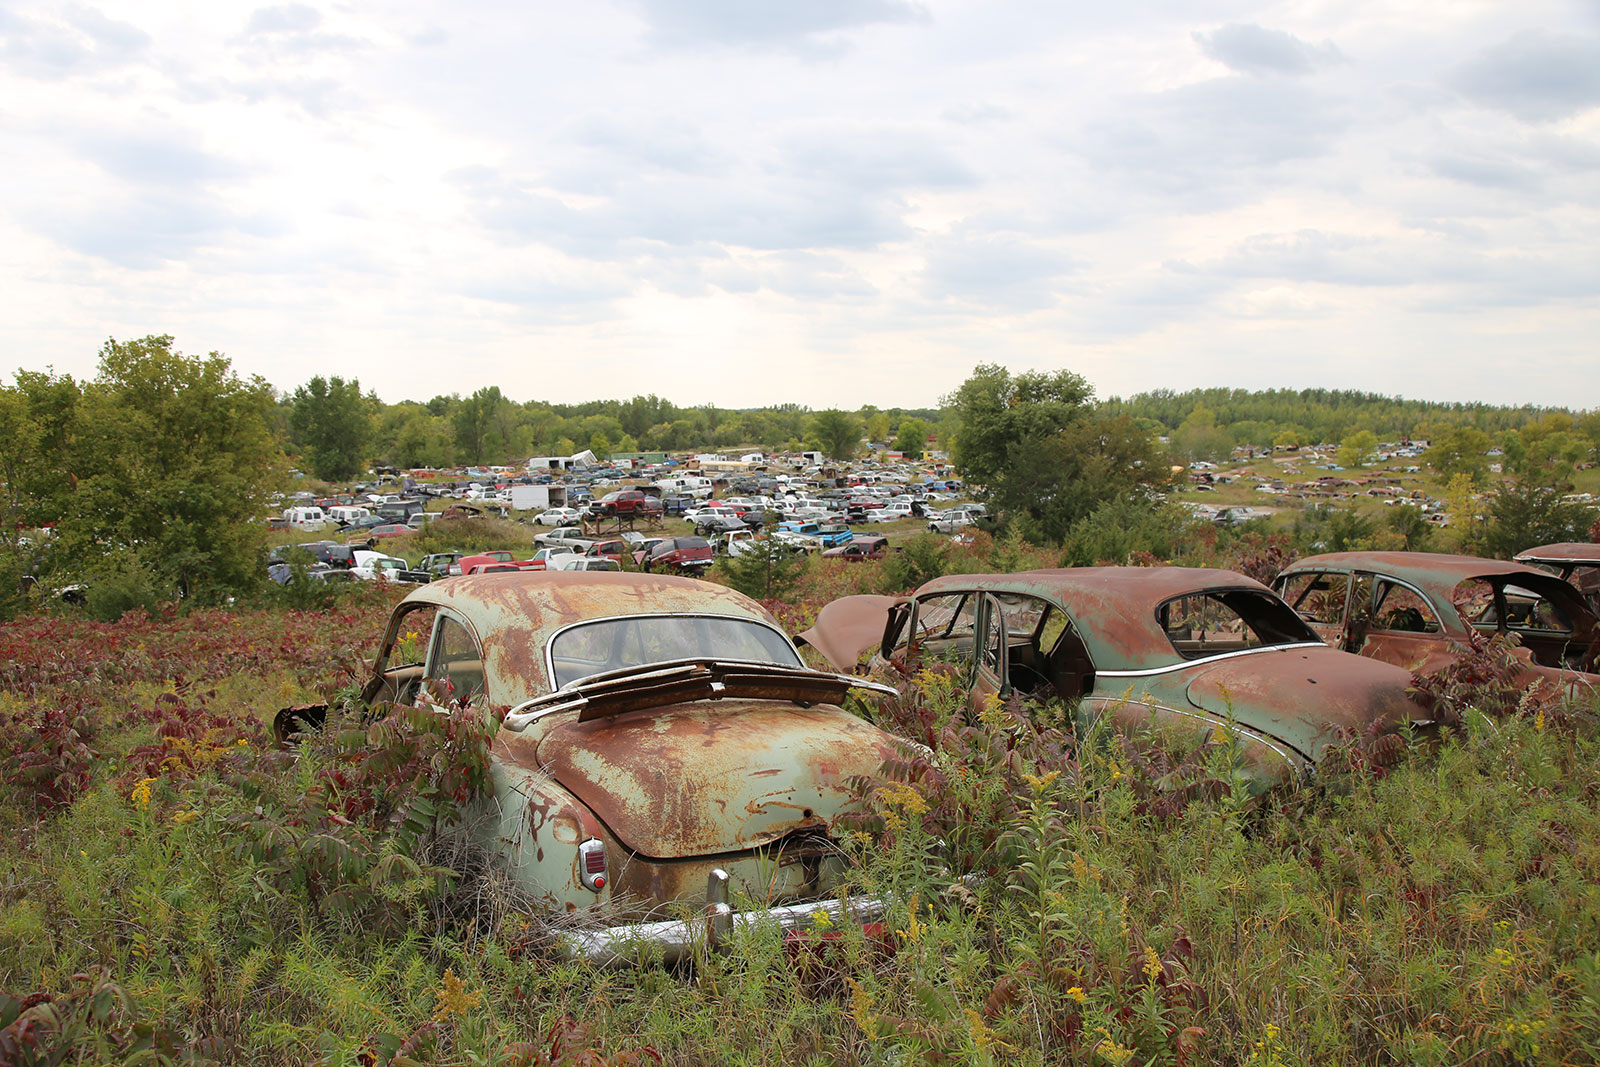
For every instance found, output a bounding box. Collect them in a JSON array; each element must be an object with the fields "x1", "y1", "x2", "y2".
[{"x1": 0, "y1": 0, "x2": 1596, "y2": 409}]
